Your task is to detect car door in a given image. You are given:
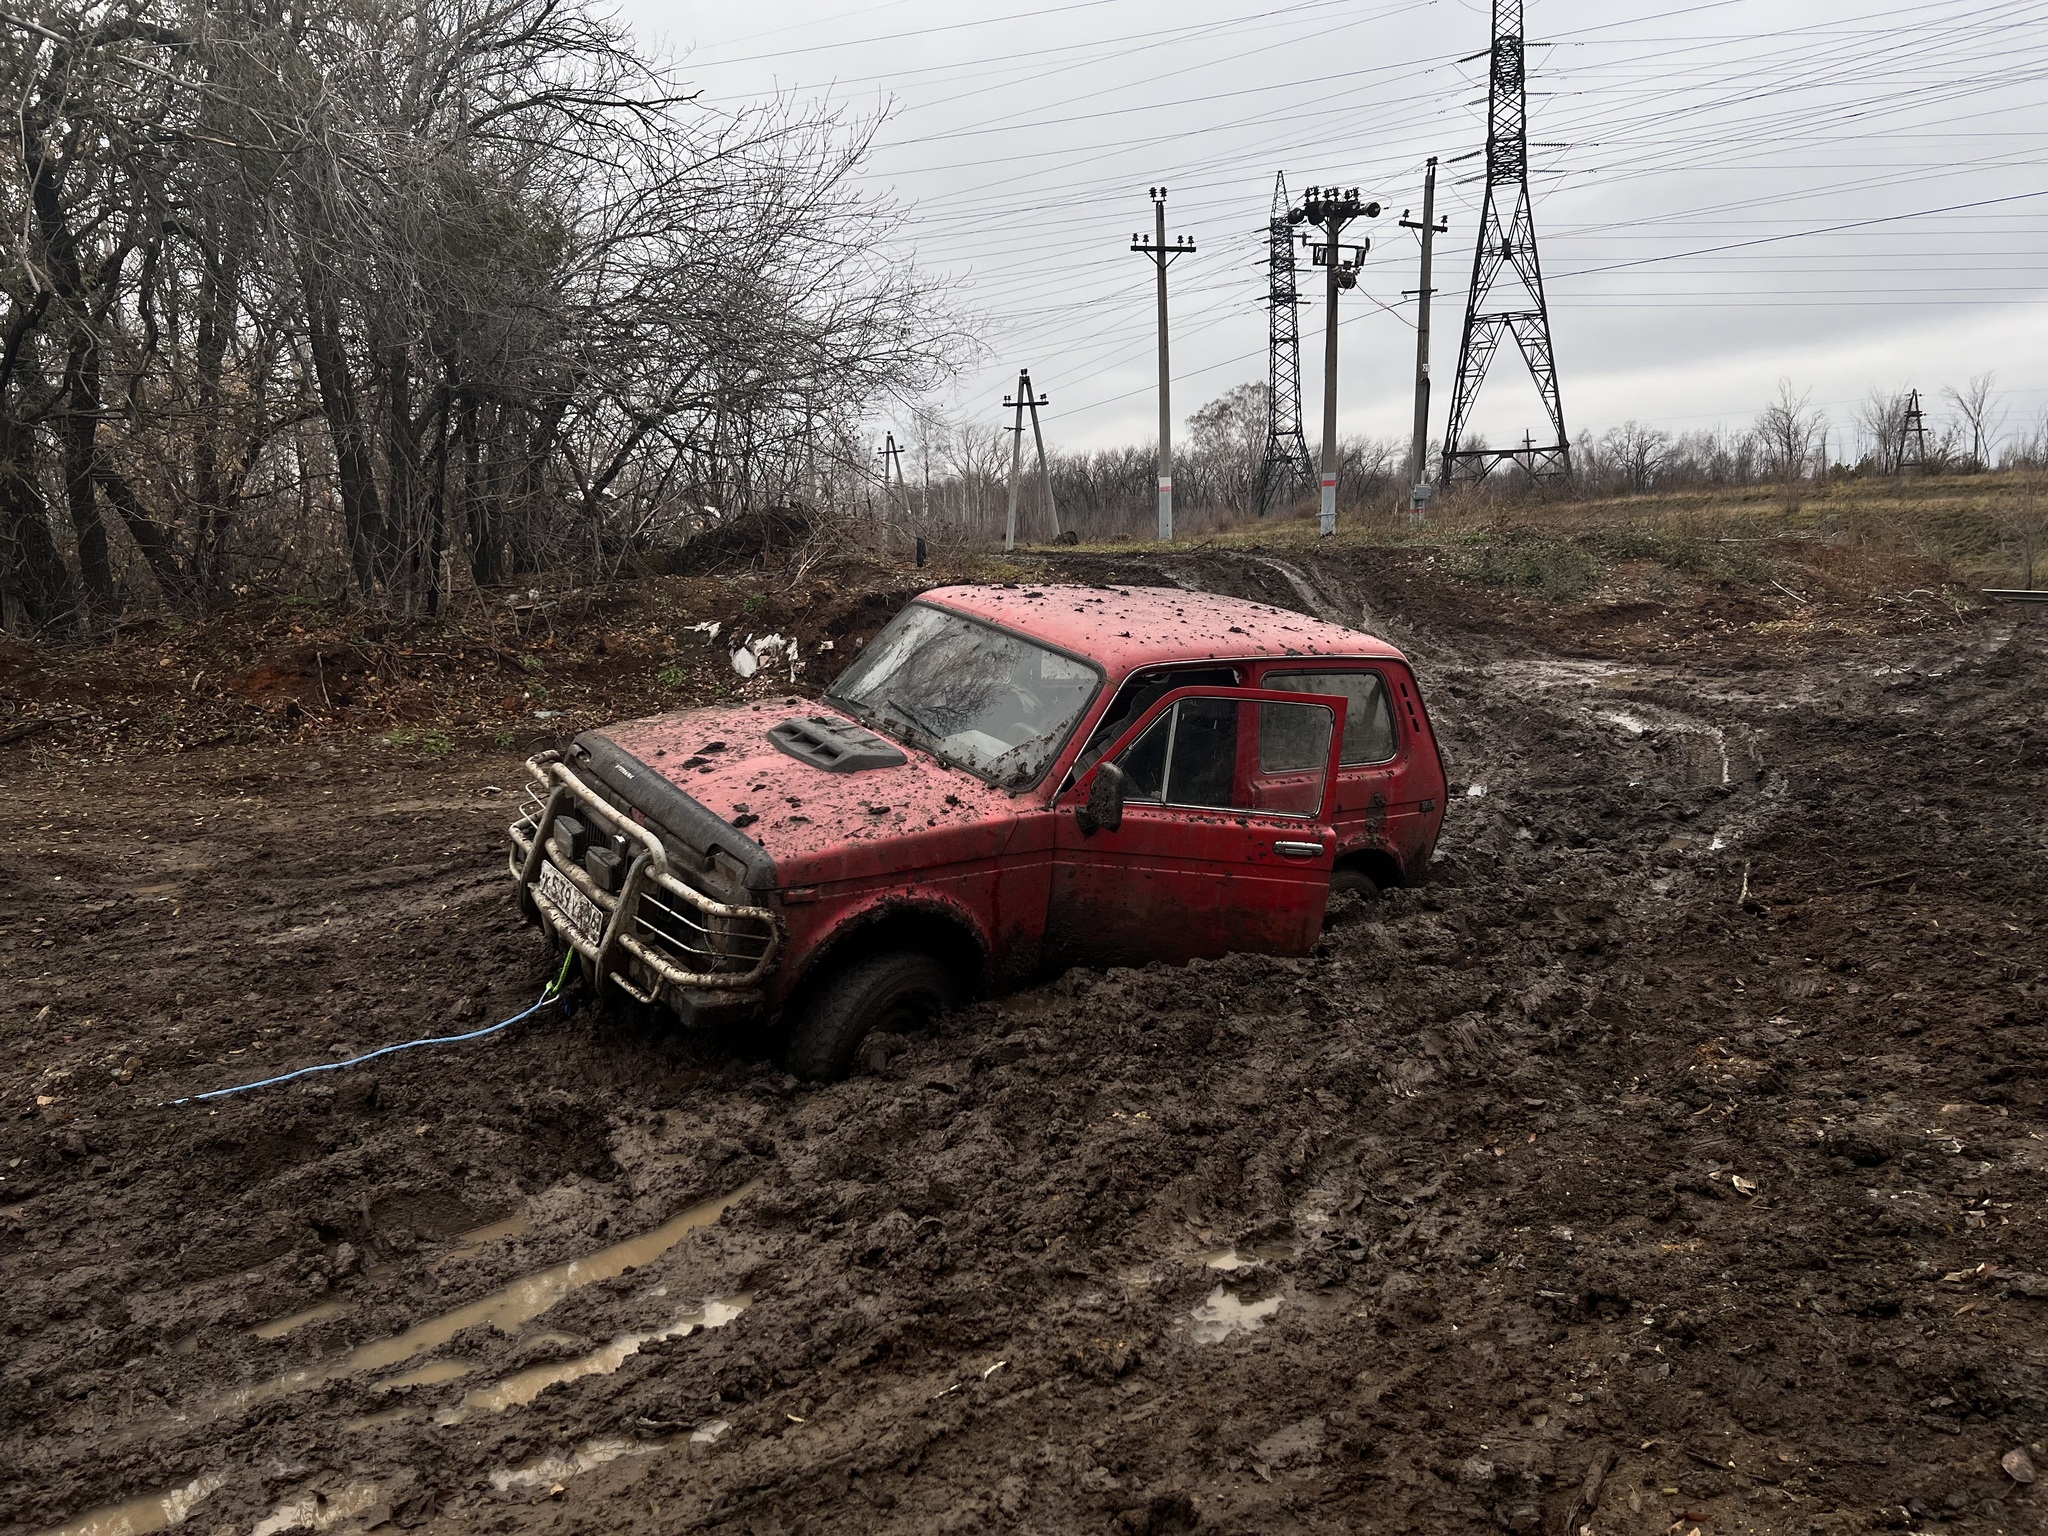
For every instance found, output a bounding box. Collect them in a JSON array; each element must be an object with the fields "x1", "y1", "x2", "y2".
[
  {"x1": 1255, "y1": 664, "x2": 1421, "y2": 871},
  {"x1": 1046, "y1": 688, "x2": 1346, "y2": 969}
]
